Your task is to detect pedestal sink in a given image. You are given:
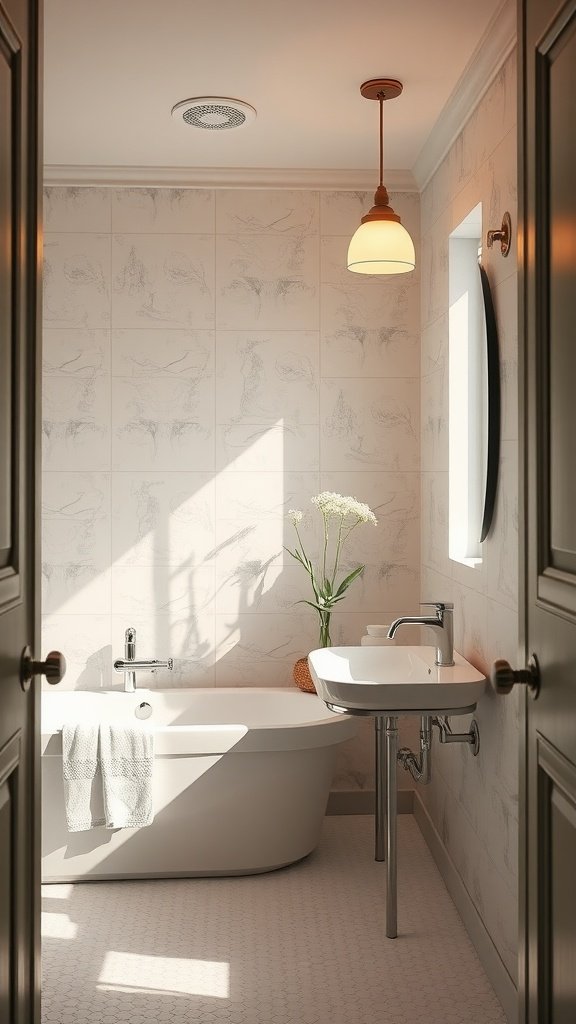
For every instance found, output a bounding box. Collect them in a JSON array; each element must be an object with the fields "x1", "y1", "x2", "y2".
[
  {"x1": 307, "y1": 644, "x2": 485, "y2": 714},
  {"x1": 308, "y1": 645, "x2": 486, "y2": 938}
]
